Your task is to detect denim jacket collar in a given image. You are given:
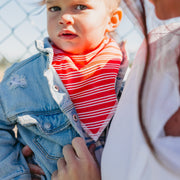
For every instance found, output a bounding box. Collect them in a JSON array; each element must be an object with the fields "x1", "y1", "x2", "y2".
[{"x1": 35, "y1": 37, "x2": 54, "y2": 65}]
